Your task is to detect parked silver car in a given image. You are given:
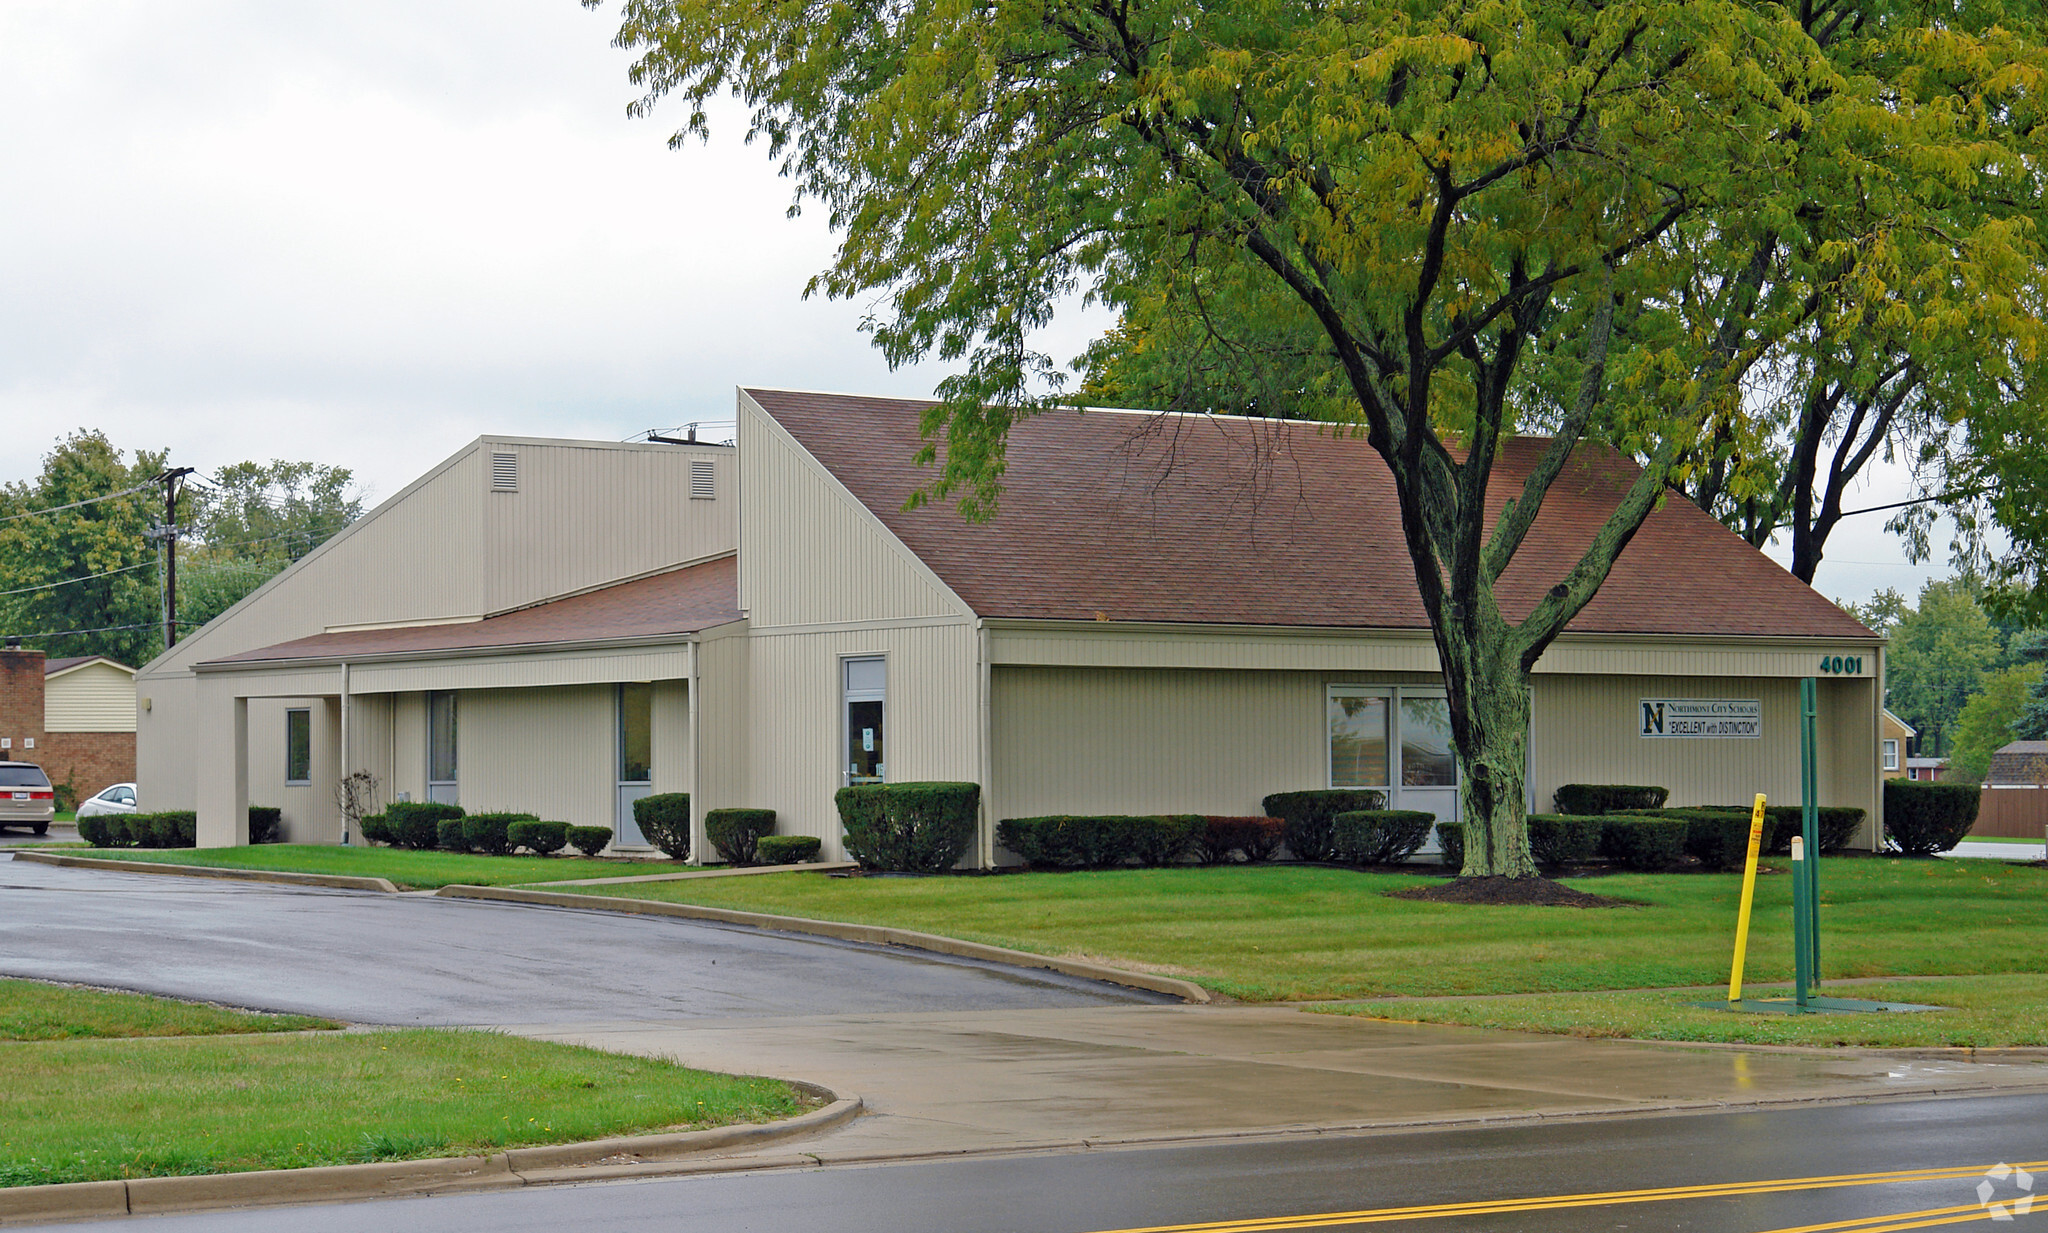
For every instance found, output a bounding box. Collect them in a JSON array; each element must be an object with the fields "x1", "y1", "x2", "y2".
[
  {"x1": 76, "y1": 782, "x2": 137, "y2": 820},
  {"x1": 0, "y1": 762, "x2": 55, "y2": 835}
]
